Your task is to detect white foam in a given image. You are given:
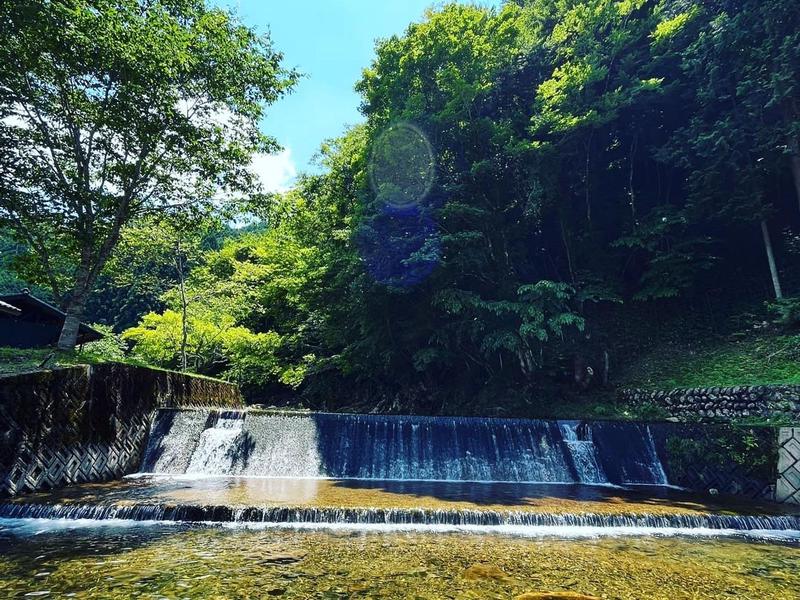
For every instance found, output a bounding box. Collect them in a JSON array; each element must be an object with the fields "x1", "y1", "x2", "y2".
[
  {"x1": 123, "y1": 473, "x2": 624, "y2": 487},
  {"x1": 216, "y1": 522, "x2": 800, "y2": 541},
  {"x1": 2, "y1": 517, "x2": 798, "y2": 543},
  {"x1": 0, "y1": 517, "x2": 171, "y2": 535}
]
